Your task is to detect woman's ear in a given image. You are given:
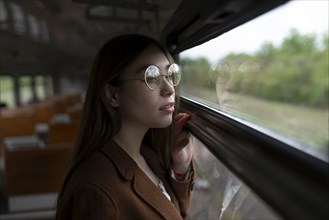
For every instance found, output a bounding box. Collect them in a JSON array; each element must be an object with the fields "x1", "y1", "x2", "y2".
[{"x1": 105, "y1": 85, "x2": 120, "y2": 107}]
